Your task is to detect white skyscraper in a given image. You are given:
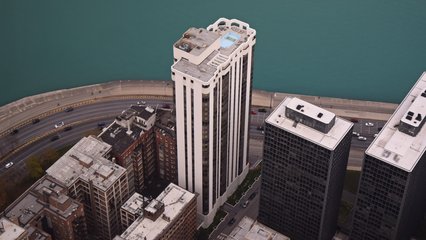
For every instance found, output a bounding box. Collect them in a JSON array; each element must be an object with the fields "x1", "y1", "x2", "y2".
[{"x1": 171, "y1": 18, "x2": 256, "y2": 226}]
